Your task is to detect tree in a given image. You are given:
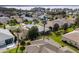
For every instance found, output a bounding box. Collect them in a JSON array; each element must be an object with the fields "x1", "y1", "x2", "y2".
[
  {"x1": 63, "y1": 23, "x2": 68, "y2": 31},
  {"x1": 20, "y1": 40, "x2": 26, "y2": 46},
  {"x1": 20, "y1": 40, "x2": 26, "y2": 53},
  {"x1": 15, "y1": 29, "x2": 21, "y2": 53},
  {"x1": 75, "y1": 17, "x2": 79, "y2": 27},
  {"x1": 20, "y1": 46, "x2": 25, "y2": 53},
  {"x1": 27, "y1": 26, "x2": 39, "y2": 41},
  {"x1": 53, "y1": 23, "x2": 59, "y2": 32},
  {"x1": 8, "y1": 19, "x2": 17, "y2": 26}
]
